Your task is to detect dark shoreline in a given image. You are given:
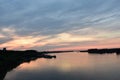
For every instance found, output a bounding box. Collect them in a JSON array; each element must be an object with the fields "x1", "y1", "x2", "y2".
[{"x1": 0, "y1": 50, "x2": 56, "y2": 80}]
